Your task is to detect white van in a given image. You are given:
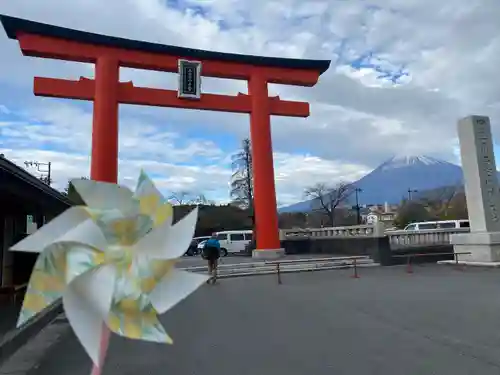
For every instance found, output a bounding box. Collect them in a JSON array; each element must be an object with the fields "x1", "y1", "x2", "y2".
[
  {"x1": 404, "y1": 220, "x2": 470, "y2": 231},
  {"x1": 197, "y1": 230, "x2": 253, "y2": 257}
]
